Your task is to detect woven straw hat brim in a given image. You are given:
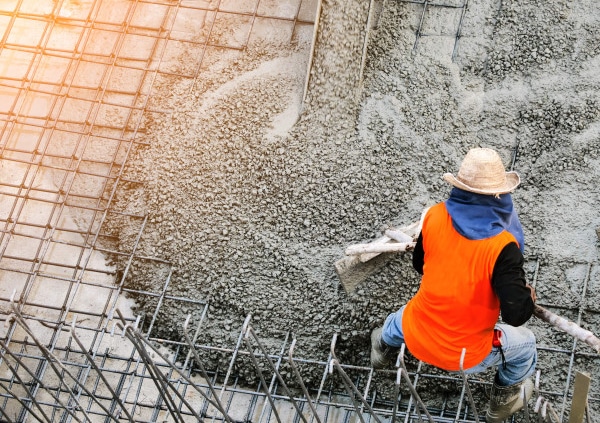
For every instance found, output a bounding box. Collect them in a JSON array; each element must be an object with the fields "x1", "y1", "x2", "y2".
[{"x1": 443, "y1": 171, "x2": 521, "y2": 195}]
